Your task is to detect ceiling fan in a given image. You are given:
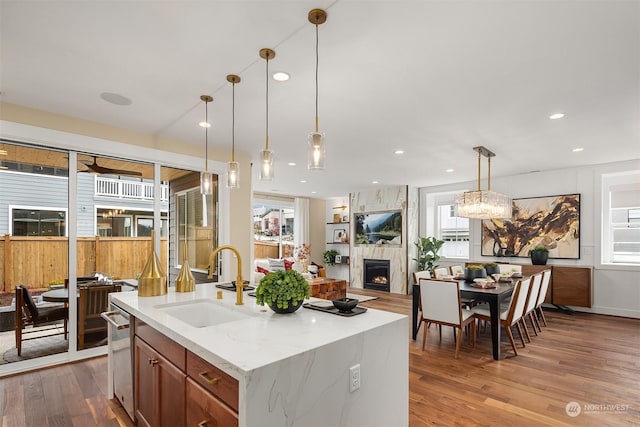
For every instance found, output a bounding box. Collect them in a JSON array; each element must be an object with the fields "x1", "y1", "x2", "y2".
[{"x1": 79, "y1": 156, "x2": 142, "y2": 176}]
